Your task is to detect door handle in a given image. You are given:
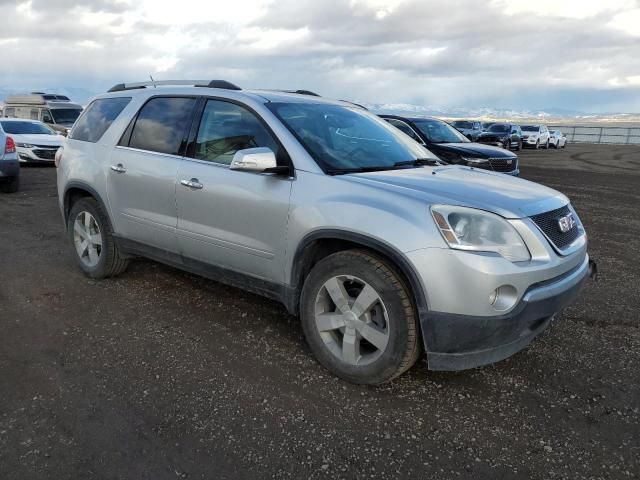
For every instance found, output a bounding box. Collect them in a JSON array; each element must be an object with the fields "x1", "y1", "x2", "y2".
[
  {"x1": 180, "y1": 178, "x2": 203, "y2": 189},
  {"x1": 110, "y1": 164, "x2": 126, "y2": 173}
]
